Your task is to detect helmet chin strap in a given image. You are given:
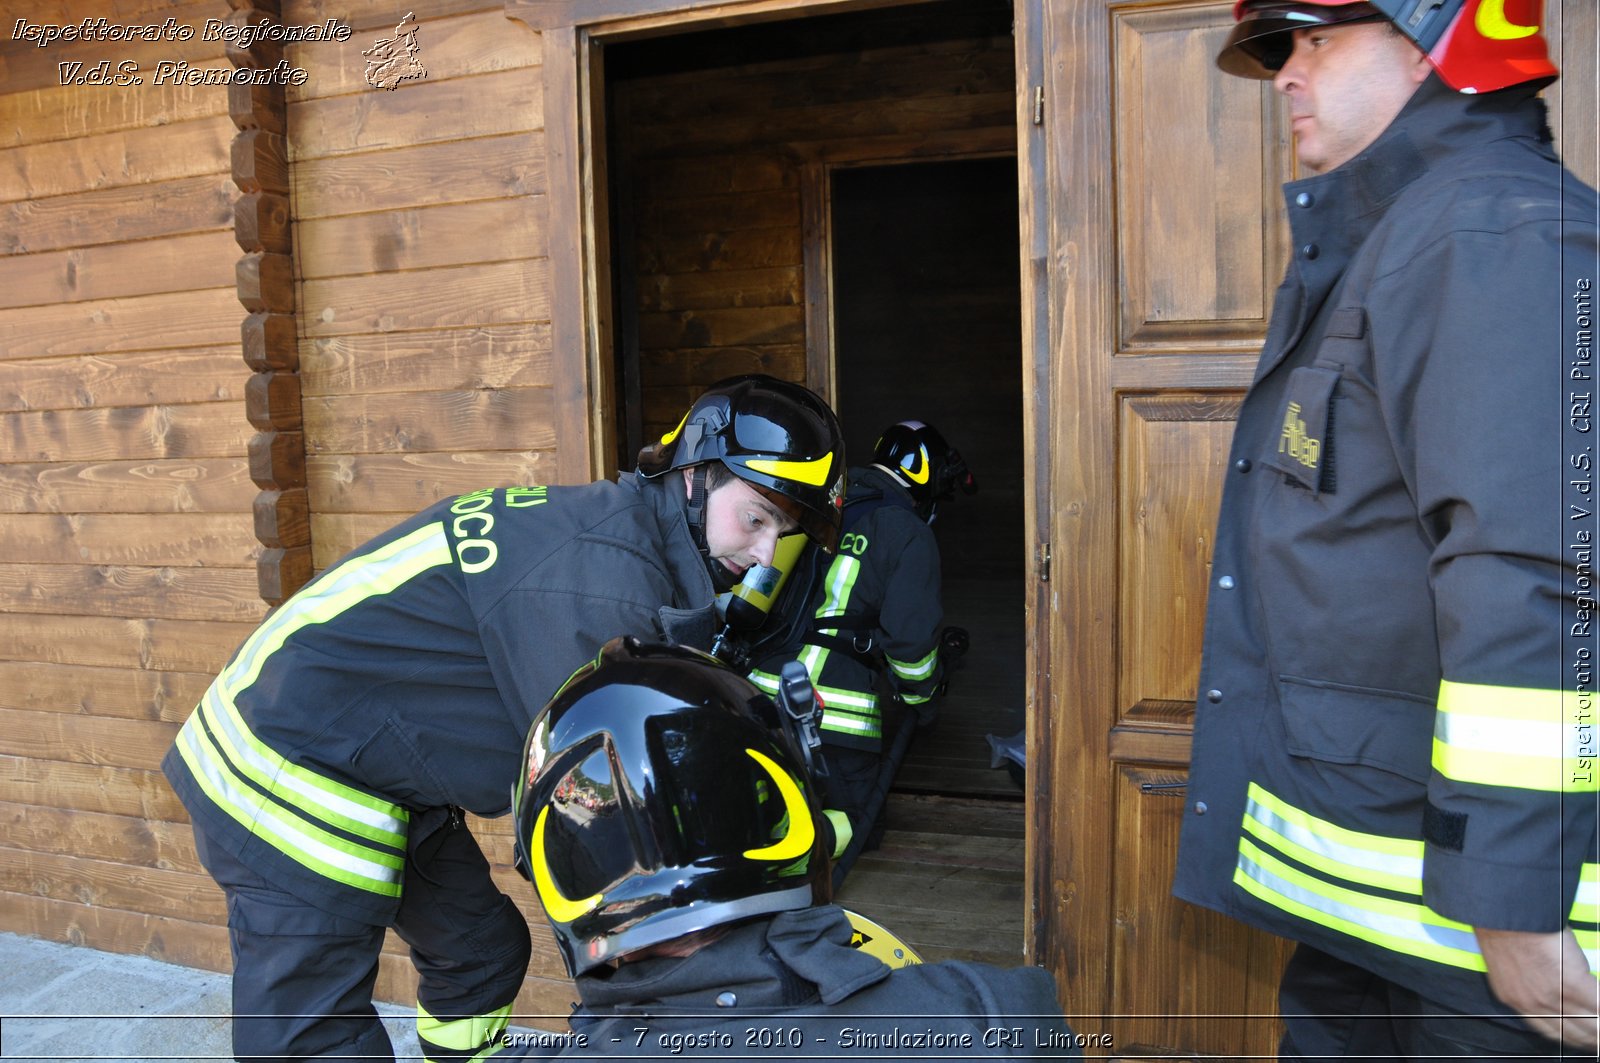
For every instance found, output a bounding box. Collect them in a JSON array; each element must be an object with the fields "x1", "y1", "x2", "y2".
[{"x1": 687, "y1": 465, "x2": 742, "y2": 592}]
